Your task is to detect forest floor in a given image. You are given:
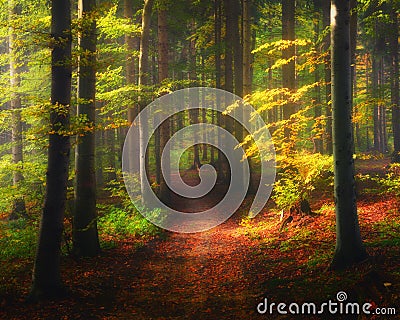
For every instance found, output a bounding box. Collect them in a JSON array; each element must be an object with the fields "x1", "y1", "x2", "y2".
[{"x1": 0, "y1": 158, "x2": 399, "y2": 319}]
